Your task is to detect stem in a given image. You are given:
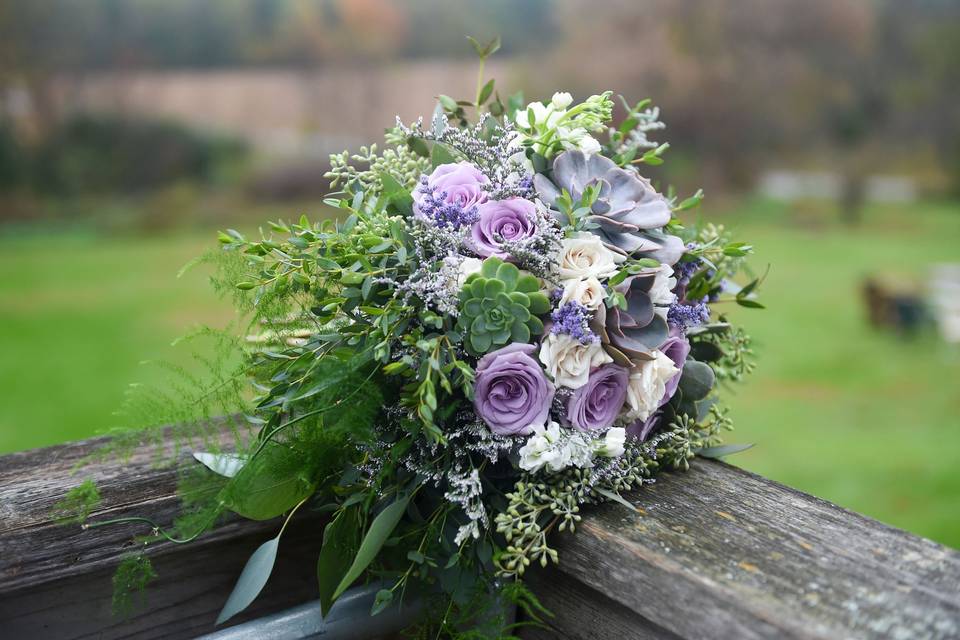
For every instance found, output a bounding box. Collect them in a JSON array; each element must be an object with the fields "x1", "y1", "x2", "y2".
[{"x1": 475, "y1": 56, "x2": 486, "y2": 114}]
